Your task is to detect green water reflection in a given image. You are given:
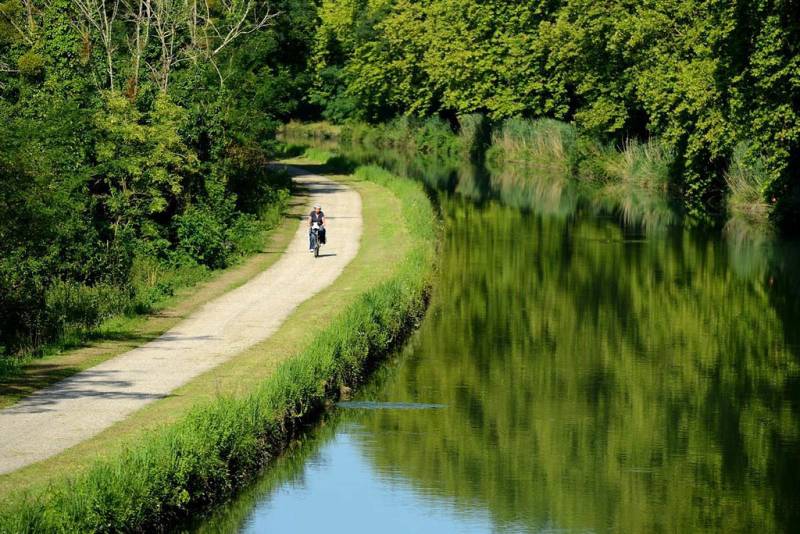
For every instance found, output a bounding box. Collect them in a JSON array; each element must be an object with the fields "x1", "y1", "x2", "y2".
[{"x1": 353, "y1": 198, "x2": 800, "y2": 532}]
